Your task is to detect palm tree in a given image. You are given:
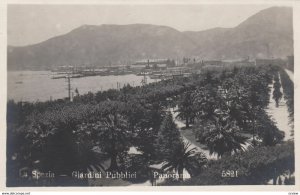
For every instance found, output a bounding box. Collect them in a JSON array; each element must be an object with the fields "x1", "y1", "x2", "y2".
[
  {"x1": 97, "y1": 113, "x2": 130, "y2": 171},
  {"x1": 196, "y1": 117, "x2": 248, "y2": 158},
  {"x1": 91, "y1": 101, "x2": 132, "y2": 171},
  {"x1": 162, "y1": 141, "x2": 207, "y2": 181},
  {"x1": 23, "y1": 104, "x2": 95, "y2": 175}
]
